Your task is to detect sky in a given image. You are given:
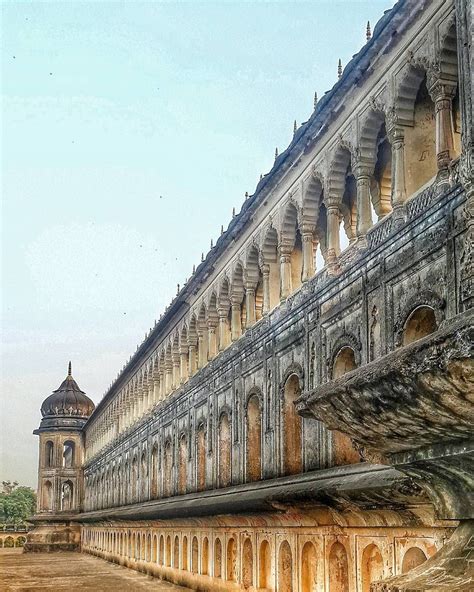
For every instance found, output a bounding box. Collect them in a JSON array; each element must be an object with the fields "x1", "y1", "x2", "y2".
[{"x1": 1, "y1": 0, "x2": 395, "y2": 489}]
